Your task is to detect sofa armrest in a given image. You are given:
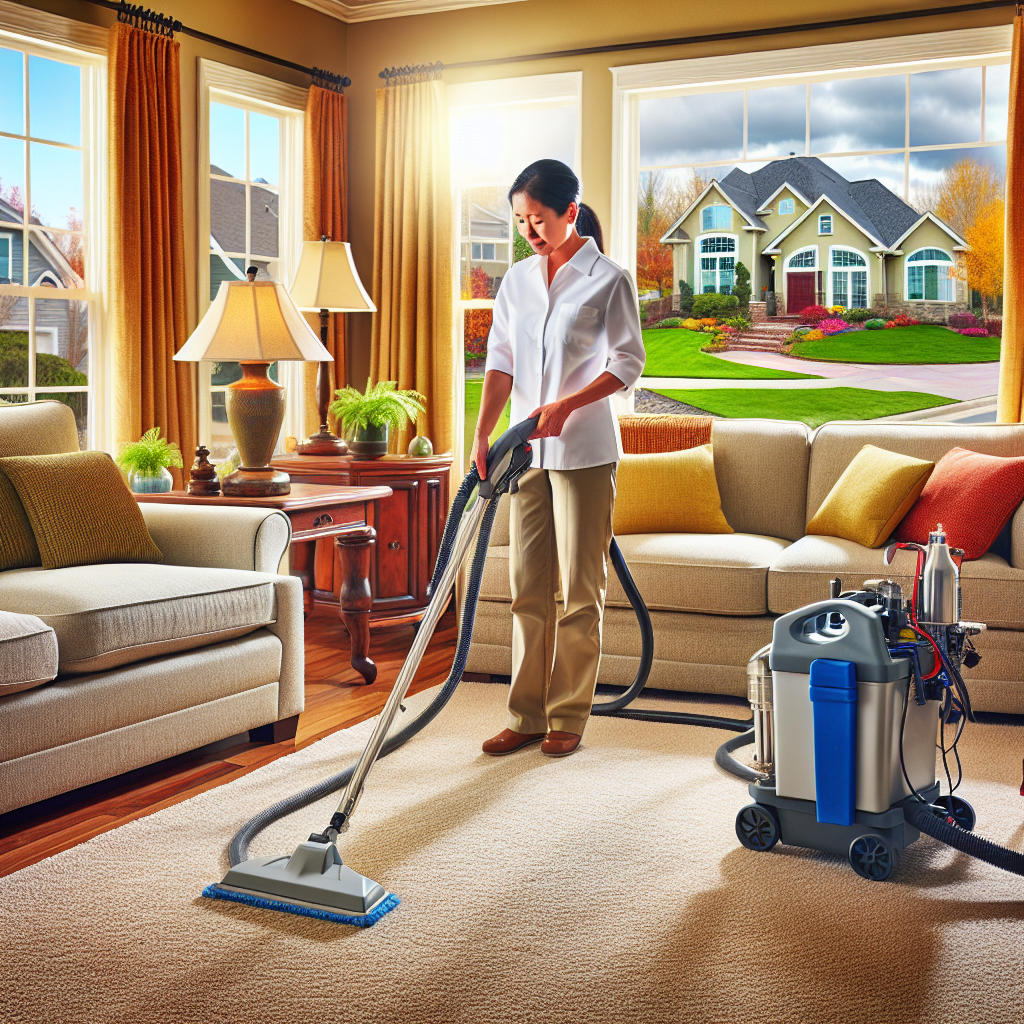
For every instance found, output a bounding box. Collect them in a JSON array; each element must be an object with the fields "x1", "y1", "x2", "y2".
[
  {"x1": 139, "y1": 504, "x2": 292, "y2": 574},
  {"x1": 1013, "y1": 503, "x2": 1024, "y2": 569},
  {"x1": 268, "y1": 574, "x2": 305, "y2": 719}
]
